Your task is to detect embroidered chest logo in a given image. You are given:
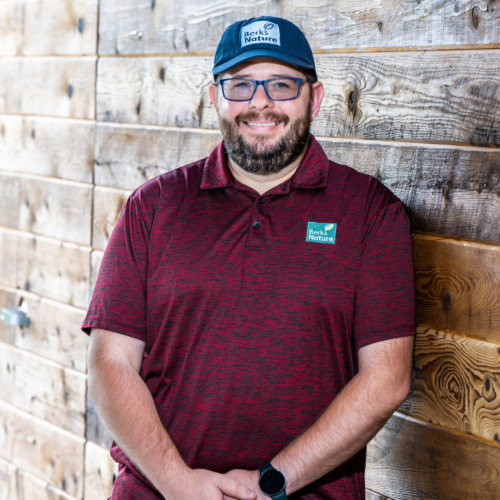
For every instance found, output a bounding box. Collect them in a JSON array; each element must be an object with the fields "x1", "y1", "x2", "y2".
[
  {"x1": 306, "y1": 222, "x2": 337, "y2": 245},
  {"x1": 241, "y1": 21, "x2": 281, "y2": 48}
]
